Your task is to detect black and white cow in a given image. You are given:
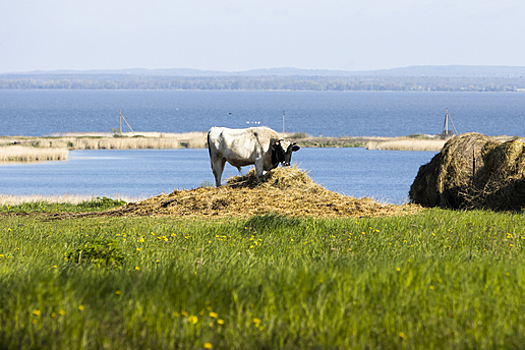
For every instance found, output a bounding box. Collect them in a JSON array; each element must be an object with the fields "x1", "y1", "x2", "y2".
[{"x1": 207, "y1": 126, "x2": 300, "y2": 187}]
